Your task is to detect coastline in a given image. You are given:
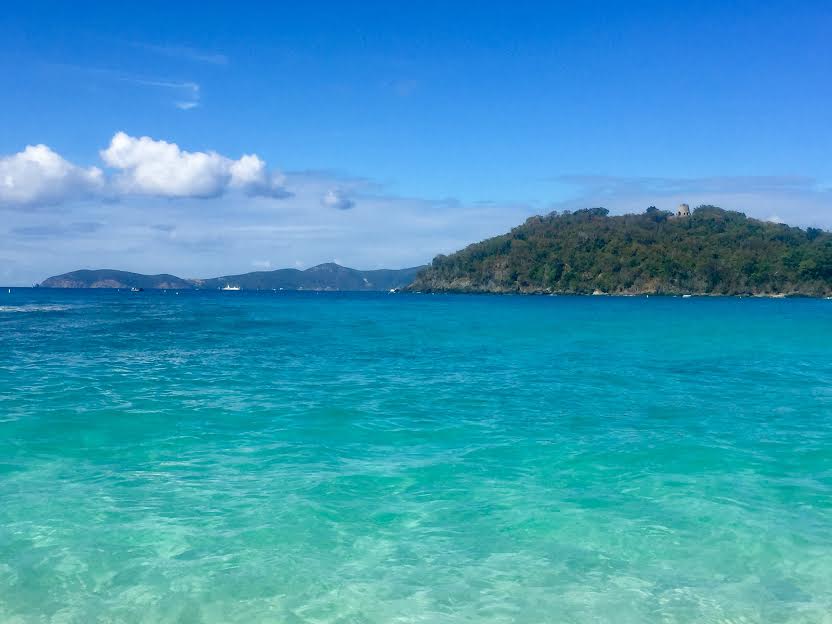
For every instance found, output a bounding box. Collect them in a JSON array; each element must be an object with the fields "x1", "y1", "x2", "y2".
[
  {"x1": 5, "y1": 285, "x2": 831, "y2": 298},
  {"x1": 405, "y1": 287, "x2": 830, "y2": 298}
]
